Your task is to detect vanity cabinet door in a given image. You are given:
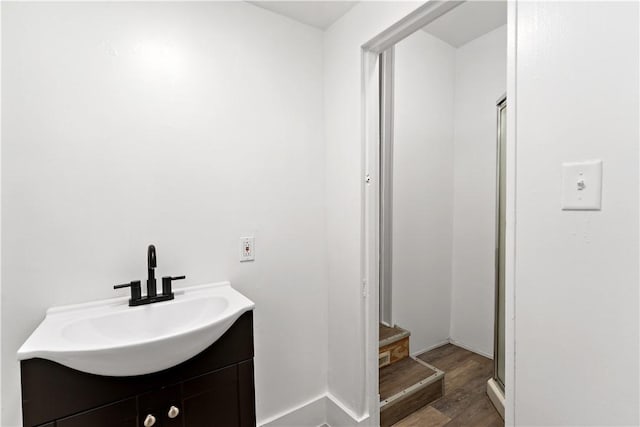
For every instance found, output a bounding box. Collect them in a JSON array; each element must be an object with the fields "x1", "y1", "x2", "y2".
[
  {"x1": 56, "y1": 397, "x2": 137, "y2": 427},
  {"x1": 181, "y1": 364, "x2": 241, "y2": 427},
  {"x1": 138, "y1": 384, "x2": 183, "y2": 427}
]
